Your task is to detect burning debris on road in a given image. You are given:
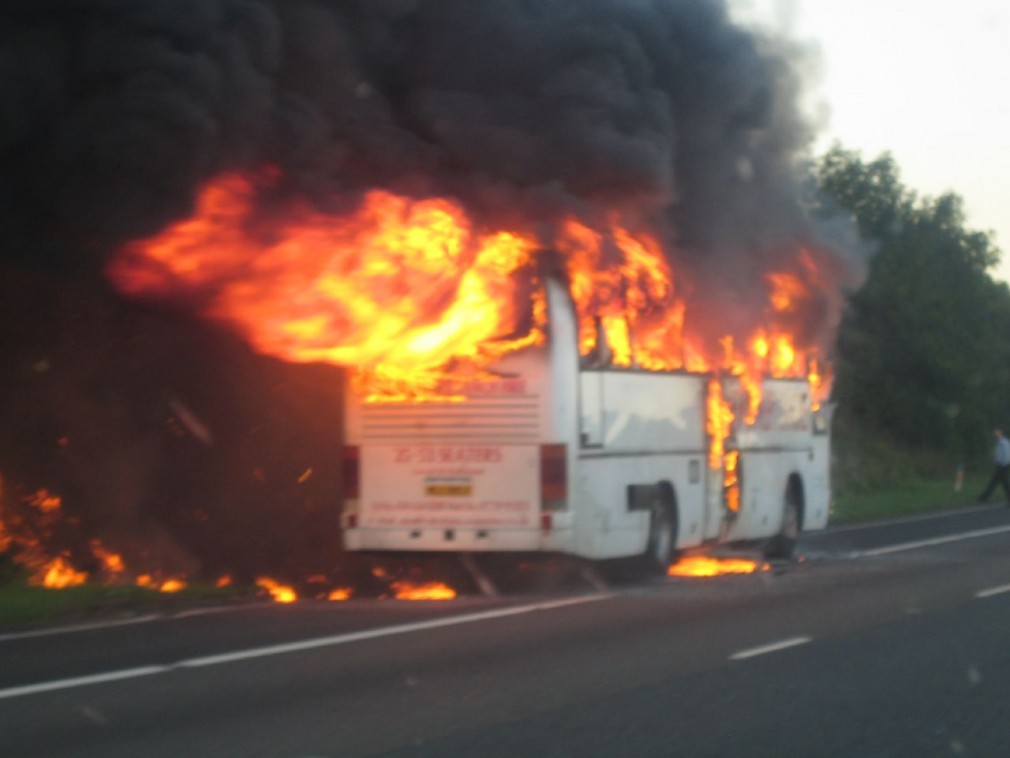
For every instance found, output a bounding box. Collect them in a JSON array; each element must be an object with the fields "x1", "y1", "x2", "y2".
[
  {"x1": 668, "y1": 555, "x2": 767, "y2": 578},
  {"x1": 0, "y1": 0, "x2": 865, "y2": 593}
]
